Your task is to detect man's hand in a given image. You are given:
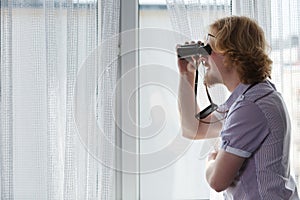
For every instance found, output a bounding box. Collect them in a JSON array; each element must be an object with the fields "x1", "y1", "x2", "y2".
[
  {"x1": 207, "y1": 150, "x2": 218, "y2": 162},
  {"x1": 177, "y1": 57, "x2": 196, "y2": 74},
  {"x1": 176, "y1": 41, "x2": 202, "y2": 75}
]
